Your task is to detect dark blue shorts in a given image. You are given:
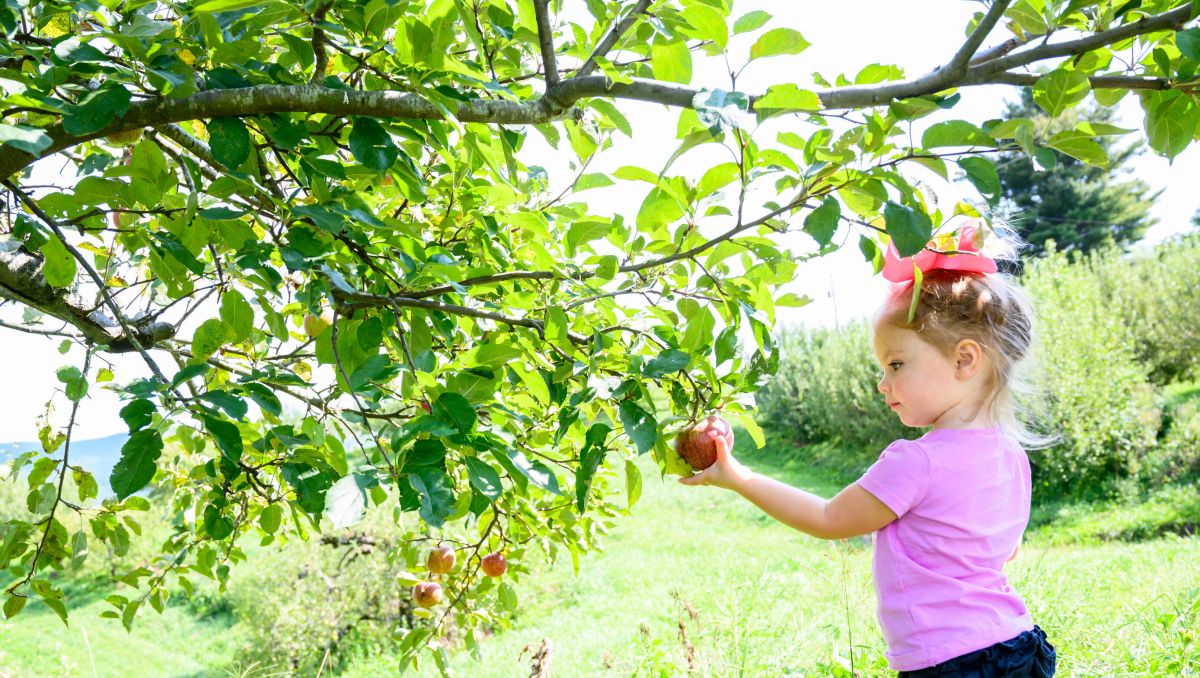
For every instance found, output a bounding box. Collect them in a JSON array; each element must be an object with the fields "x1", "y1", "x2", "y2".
[{"x1": 898, "y1": 625, "x2": 1057, "y2": 677}]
